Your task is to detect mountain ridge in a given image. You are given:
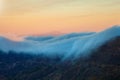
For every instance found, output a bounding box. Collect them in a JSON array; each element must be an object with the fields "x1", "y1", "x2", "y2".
[
  {"x1": 0, "y1": 36, "x2": 120, "y2": 80},
  {"x1": 0, "y1": 25, "x2": 120, "y2": 60}
]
